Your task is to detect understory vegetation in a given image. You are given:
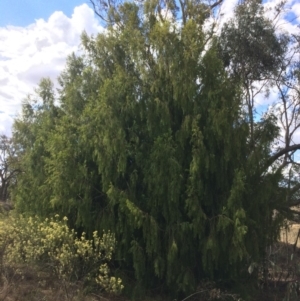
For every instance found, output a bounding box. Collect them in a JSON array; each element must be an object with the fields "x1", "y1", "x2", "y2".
[
  {"x1": 0, "y1": 212, "x2": 123, "y2": 300},
  {"x1": 1, "y1": 0, "x2": 300, "y2": 299}
]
